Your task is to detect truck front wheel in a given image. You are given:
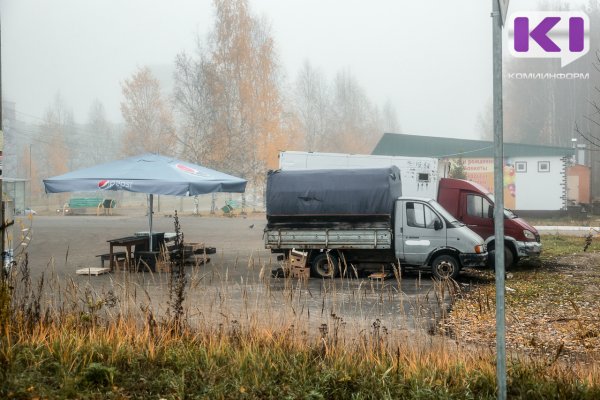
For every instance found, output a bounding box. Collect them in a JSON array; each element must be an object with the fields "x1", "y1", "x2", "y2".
[
  {"x1": 488, "y1": 245, "x2": 515, "y2": 269},
  {"x1": 311, "y1": 252, "x2": 339, "y2": 279},
  {"x1": 431, "y1": 255, "x2": 460, "y2": 280}
]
